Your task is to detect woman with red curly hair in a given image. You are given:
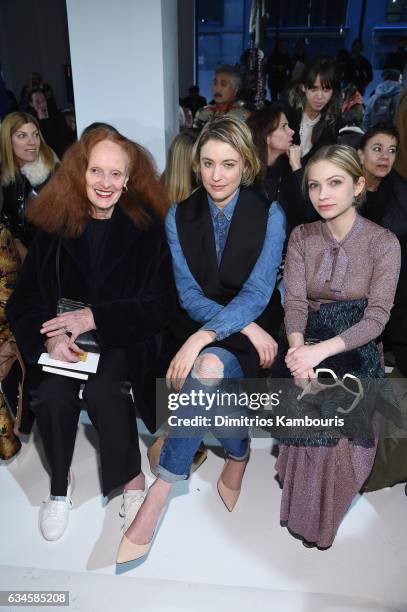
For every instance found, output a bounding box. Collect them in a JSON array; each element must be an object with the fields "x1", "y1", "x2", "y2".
[{"x1": 6, "y1": 125, "x2": 175, "y2": 542}]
